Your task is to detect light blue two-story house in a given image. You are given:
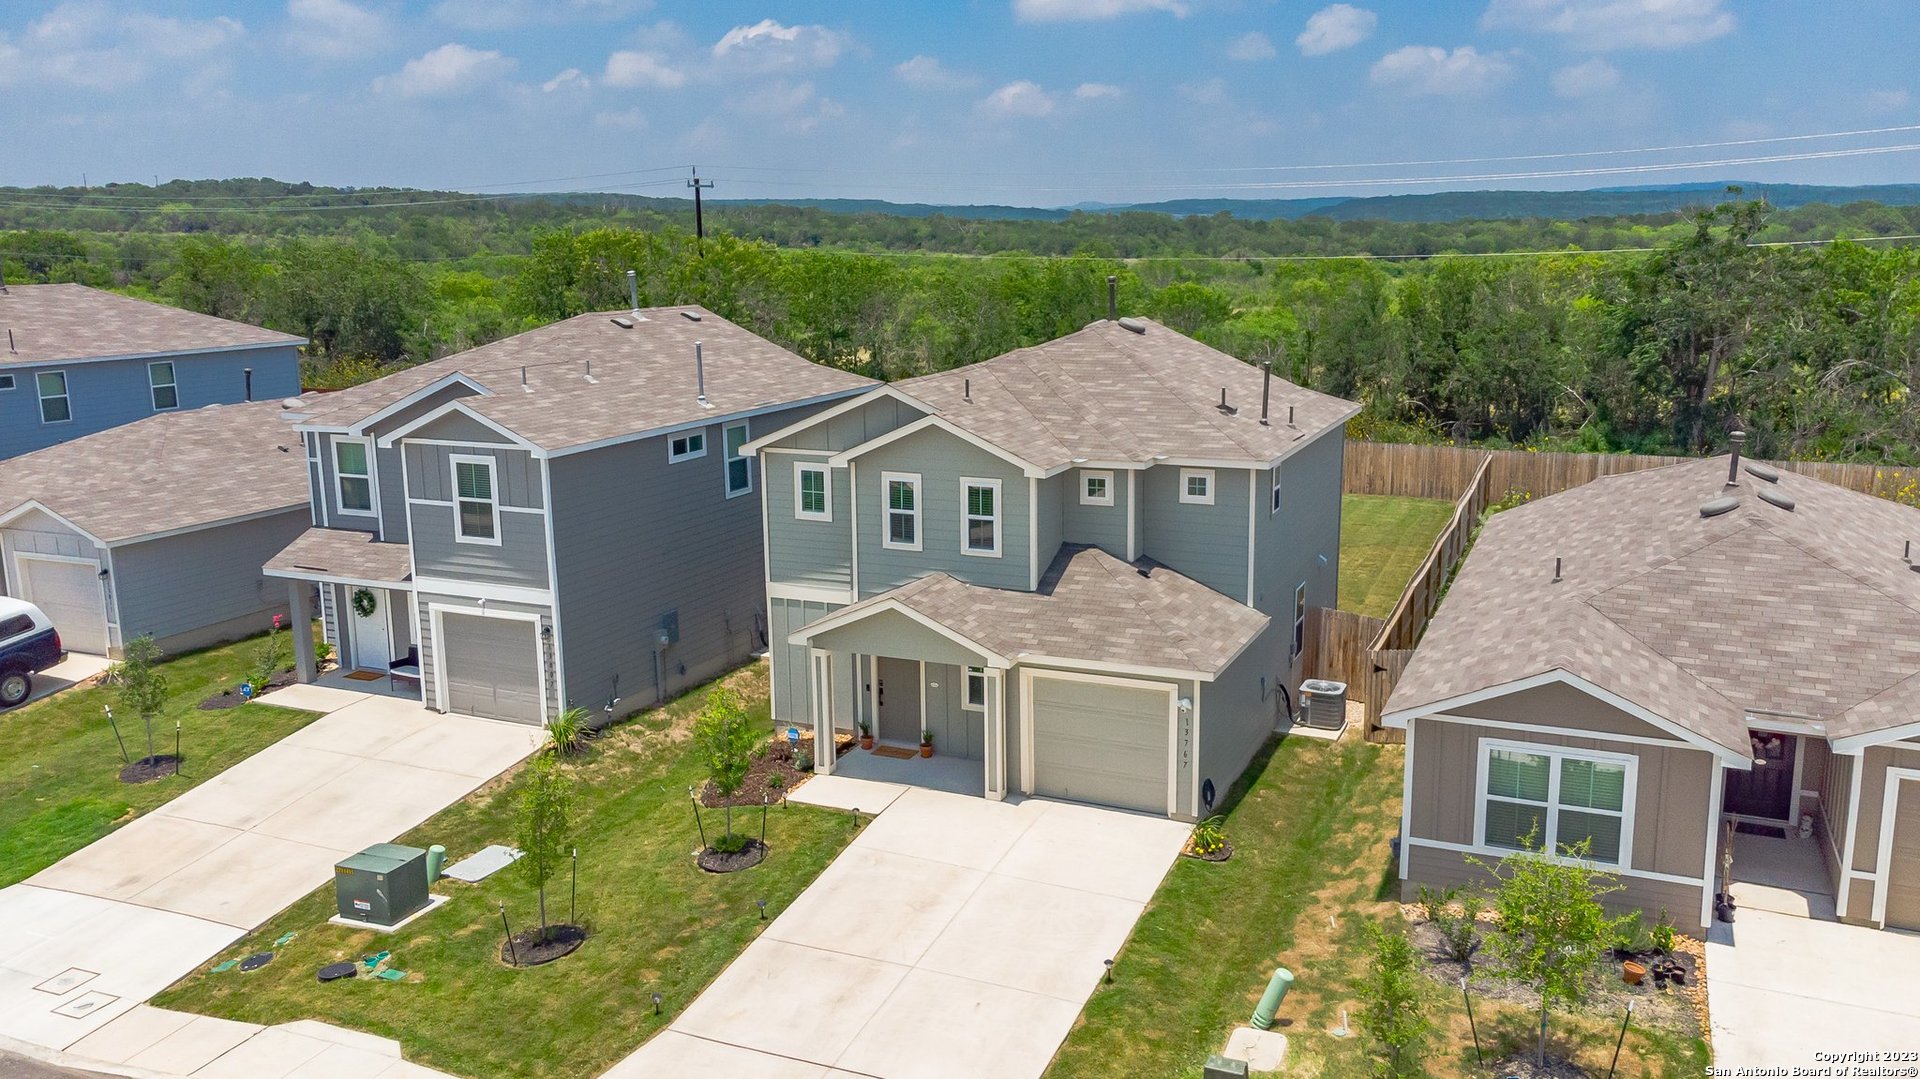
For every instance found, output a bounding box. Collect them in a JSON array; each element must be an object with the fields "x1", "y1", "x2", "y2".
[
  {"x1": 264, "y1": 304, "x2": 872, "y2": 725},
  {"x1": 0, "y1": 283, "x2": 303, "y2": 459},
  {"x1": 749, "y1": 316, "x2": 1360, "y2": 819}
]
